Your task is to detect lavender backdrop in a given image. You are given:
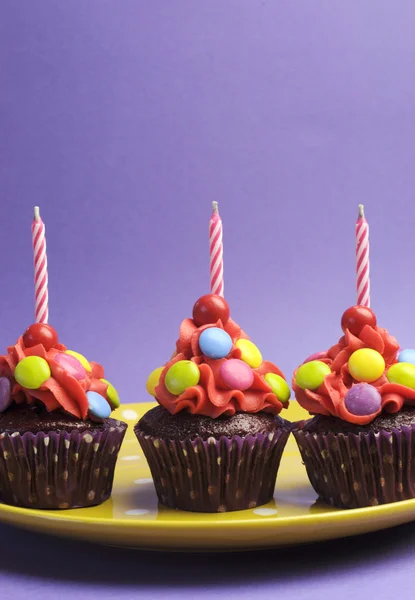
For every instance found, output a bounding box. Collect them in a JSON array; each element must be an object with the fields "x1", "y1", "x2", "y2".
[
  {"x1": 1, "y1": 1, "x2": 415, "y2": 406},
  {"x1": 1, "y1": 2, "x2": 415, "y2": 600}
]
